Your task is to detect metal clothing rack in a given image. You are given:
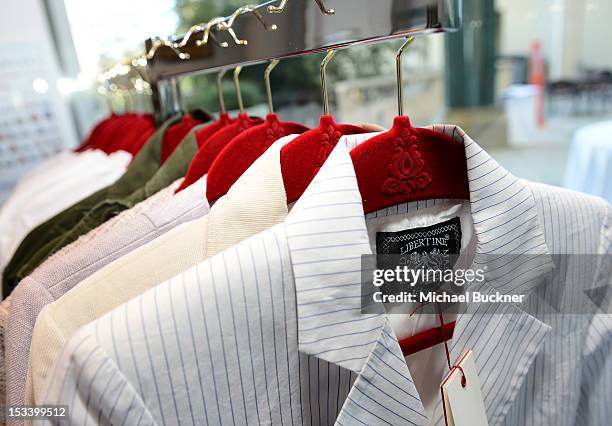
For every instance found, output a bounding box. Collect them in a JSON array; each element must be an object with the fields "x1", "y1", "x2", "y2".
[{"x1": 145, "y1": 0, "x2": 463, "y2": 124}]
